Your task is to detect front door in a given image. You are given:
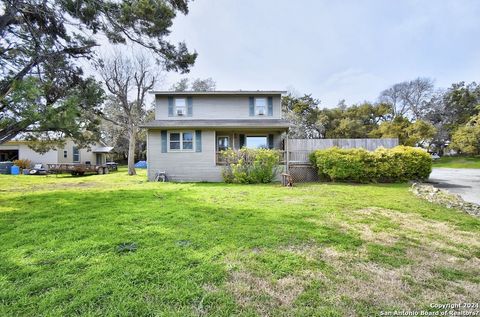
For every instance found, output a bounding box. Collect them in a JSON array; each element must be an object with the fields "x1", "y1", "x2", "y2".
[
  {"x1": 217, "y1": 136, "x2": 229, "y2": 152},
  {"x1": 96, "y1": 153, "x2": 103, "y2": 165}
]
